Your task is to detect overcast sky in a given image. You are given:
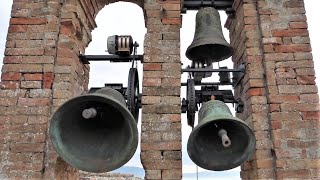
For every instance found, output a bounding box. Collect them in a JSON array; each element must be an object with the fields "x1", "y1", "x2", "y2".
[{"x1": 0, "y1": 1, "x2": 319, "y2": 179}]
